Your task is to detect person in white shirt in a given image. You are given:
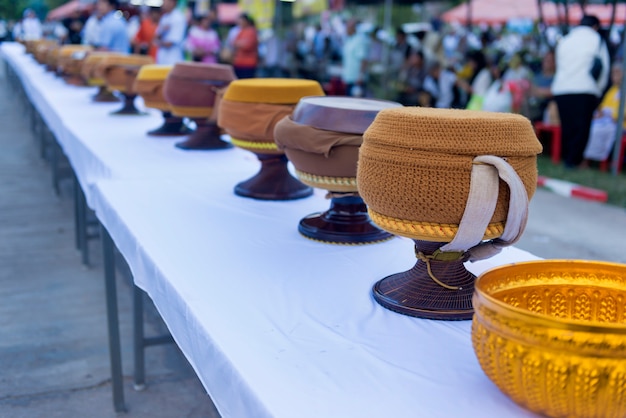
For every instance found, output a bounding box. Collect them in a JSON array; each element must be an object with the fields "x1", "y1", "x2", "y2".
[
  {"x1": 0, "y1": 20, "x2": 8, "y2": 42},
  {"x1": 423, "y1": 61, "x2": 458, "y2": 109},
  {"x1": 21, "y1": 9, "x2": 42, "y2": 41},
  {"x1": 552, "y1": 14, "x2": 610, "y2": 168},
  {"x1": 82, "y1": 12, "x2": 101, "y2": 47},
  {"x1": 155, "y1": 0, "x2": 187, "y2": 65},
  {"x1": 341, "y1": 19, "x2": 368, "y2": 97}
]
